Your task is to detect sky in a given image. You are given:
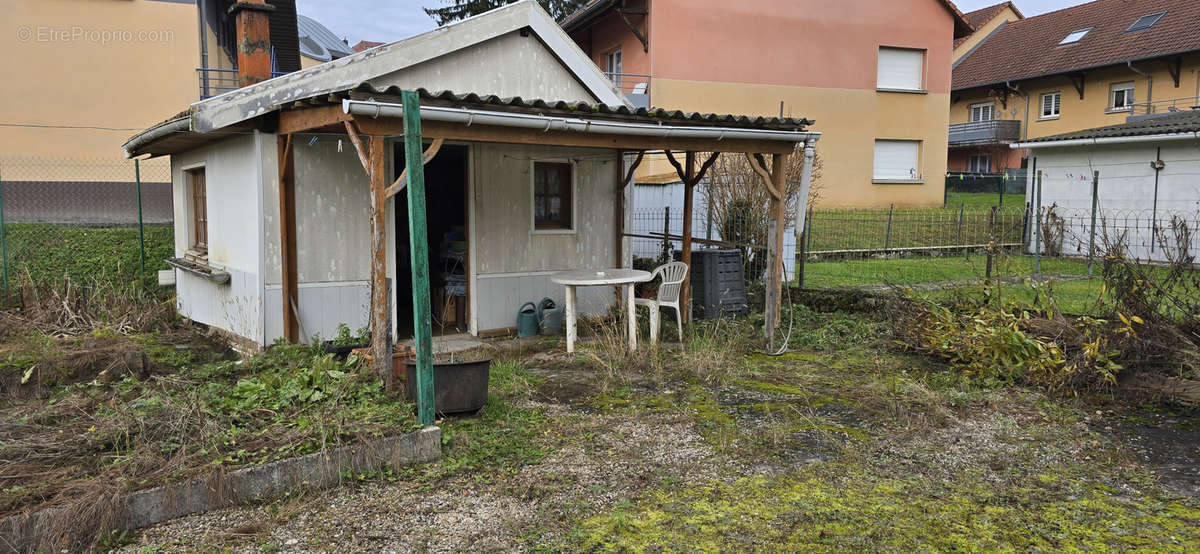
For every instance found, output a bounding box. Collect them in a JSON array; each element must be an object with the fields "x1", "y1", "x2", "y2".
[{"x1": 296, "y1": 1, "x2": 1092, "y2": 47}]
